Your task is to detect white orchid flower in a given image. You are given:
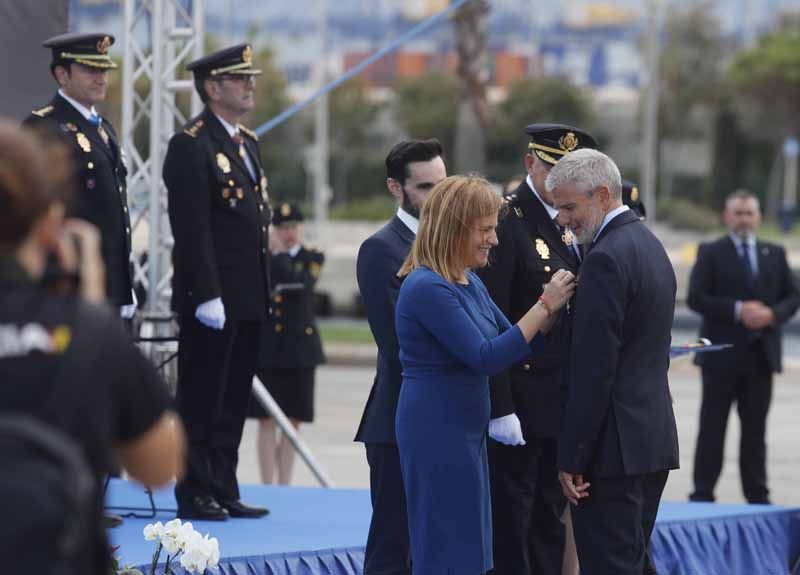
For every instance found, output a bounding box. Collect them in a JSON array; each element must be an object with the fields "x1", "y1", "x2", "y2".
[
  {"x1": 142, "y1": 522, "x2": 164, "y2": 541},
  {"x1": 159, "y1": 518, "x2": 185, "y2": 555}
]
